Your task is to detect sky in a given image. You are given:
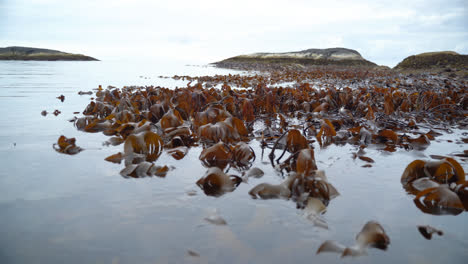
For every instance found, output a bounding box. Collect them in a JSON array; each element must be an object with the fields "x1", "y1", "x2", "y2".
[{"x1": 0, "y1": 0, "x2": 466, "y2": 67}]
